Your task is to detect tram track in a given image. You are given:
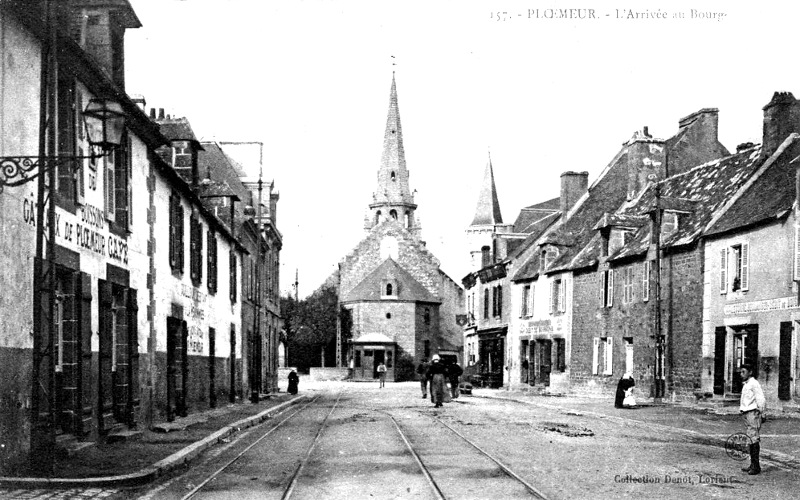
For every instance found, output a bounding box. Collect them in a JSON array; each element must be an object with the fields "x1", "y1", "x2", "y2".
[{"x1": 177, "y1": 392, "x2": 549, "y2": 500}]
